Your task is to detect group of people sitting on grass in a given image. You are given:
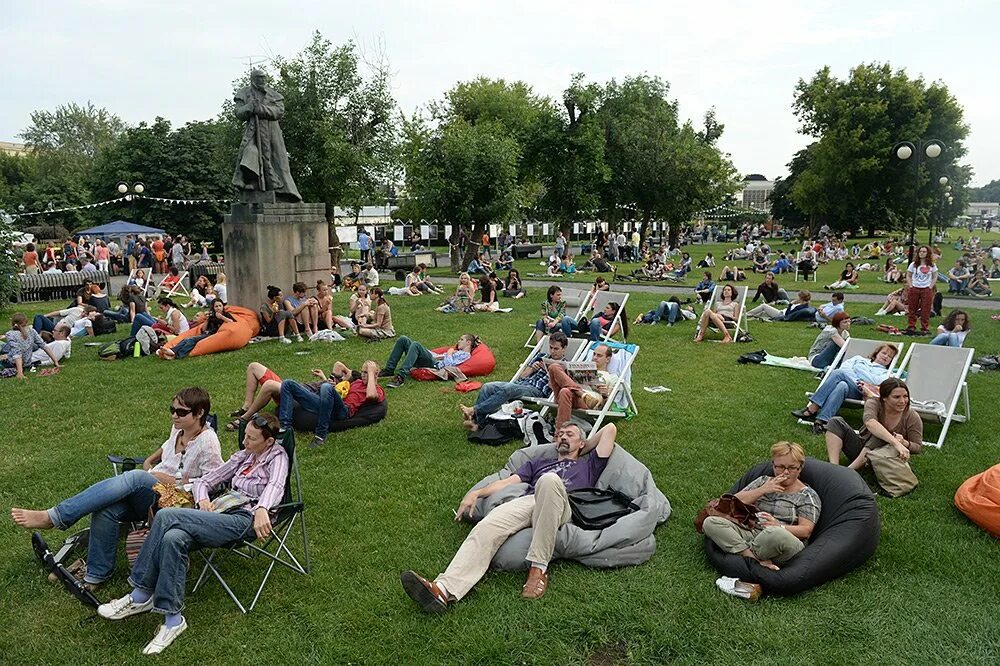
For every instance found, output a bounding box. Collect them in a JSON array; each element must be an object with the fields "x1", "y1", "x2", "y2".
[{"x1": 257, "y1": 280, "x2": 393, "y2": 343}]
